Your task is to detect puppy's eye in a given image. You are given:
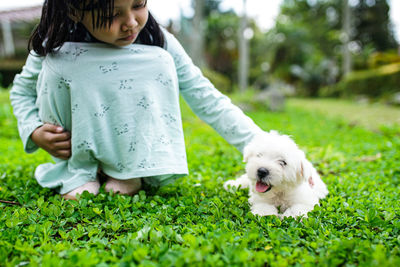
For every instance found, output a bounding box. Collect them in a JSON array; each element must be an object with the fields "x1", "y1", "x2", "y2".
[
  {"x1": 279, "y1": 160, "x2": 287, "y2": 167},
  {"x1": 256, "y1": 153, "x2": 263, "y2": 158}
]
